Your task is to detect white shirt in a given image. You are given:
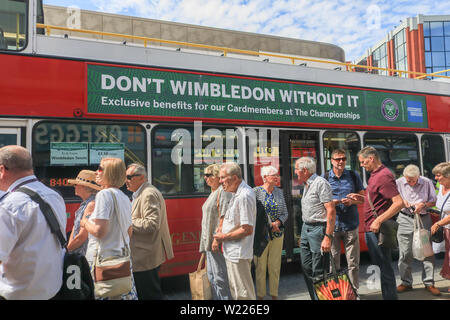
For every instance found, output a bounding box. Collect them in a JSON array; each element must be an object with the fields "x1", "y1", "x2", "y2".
[
  {"x1": 0, "y1": 175, "x2": 66, "y2": 300},
  {"x1": 222, "y1": 181, "x2": 256, "y2": 263},
  {"x1": 85, "y1": 188, "x2": 132, "y2": 265}
]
